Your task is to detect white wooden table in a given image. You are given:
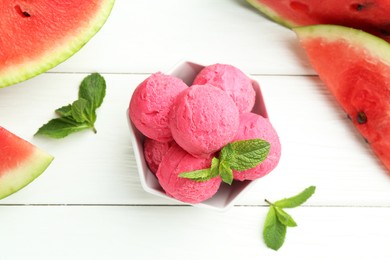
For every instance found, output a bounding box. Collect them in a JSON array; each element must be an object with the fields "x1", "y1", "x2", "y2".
[{"x1": 1, "y1": 1, "x2": 390, "y2": 259}]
